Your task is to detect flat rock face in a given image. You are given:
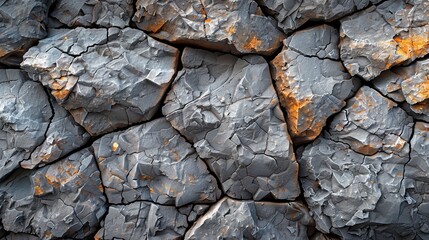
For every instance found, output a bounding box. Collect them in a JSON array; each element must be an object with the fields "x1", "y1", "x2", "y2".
[
  {"x1": 163, "y1": 47, "x2": 300, "y2": 200},
  {"x1": 21, "y1": 27, "x2": 179, "y2": 136},
  {"x1": 133, "y1": 0, "x2": 285, "y2": 56},
  {"x1": 185, "y1": 197, "x2": 314, "y2": 239},
  {"x1": 0, "y1": 149, "x2": 106, "y2": 239},
  {"x1": 340, "y1": 0, "x2": 429, "y2": 80},
  {"x1": 271, "y1": 25, "x2": 359, "y2": 144},
  {"x1": 92, "y1": 118, "x2": 221, "y2": 206},
  {"x1": 0, "y1": 70, "x2": 52, "y2": 180},
  {"x1": 299, "y1": 86, "x2": 418, "y2": 237},
  {"x1": 50, "y1": 0, "x2": 134, "y2": 28},
  {"x1": 0, "y1": 0, "x2": 53, "y2": 66}
]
